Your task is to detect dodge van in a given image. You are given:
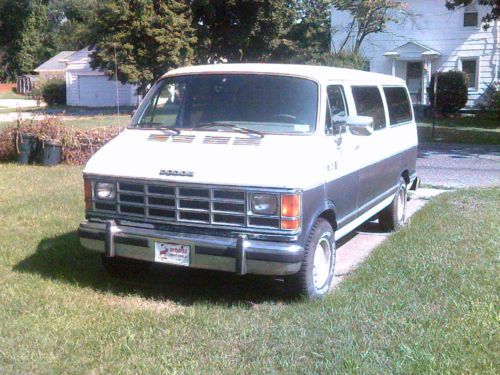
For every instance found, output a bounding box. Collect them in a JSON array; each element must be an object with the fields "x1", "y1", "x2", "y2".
[{"x1": 79, "y1": 64, "x2": 418, "y2": 298}]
